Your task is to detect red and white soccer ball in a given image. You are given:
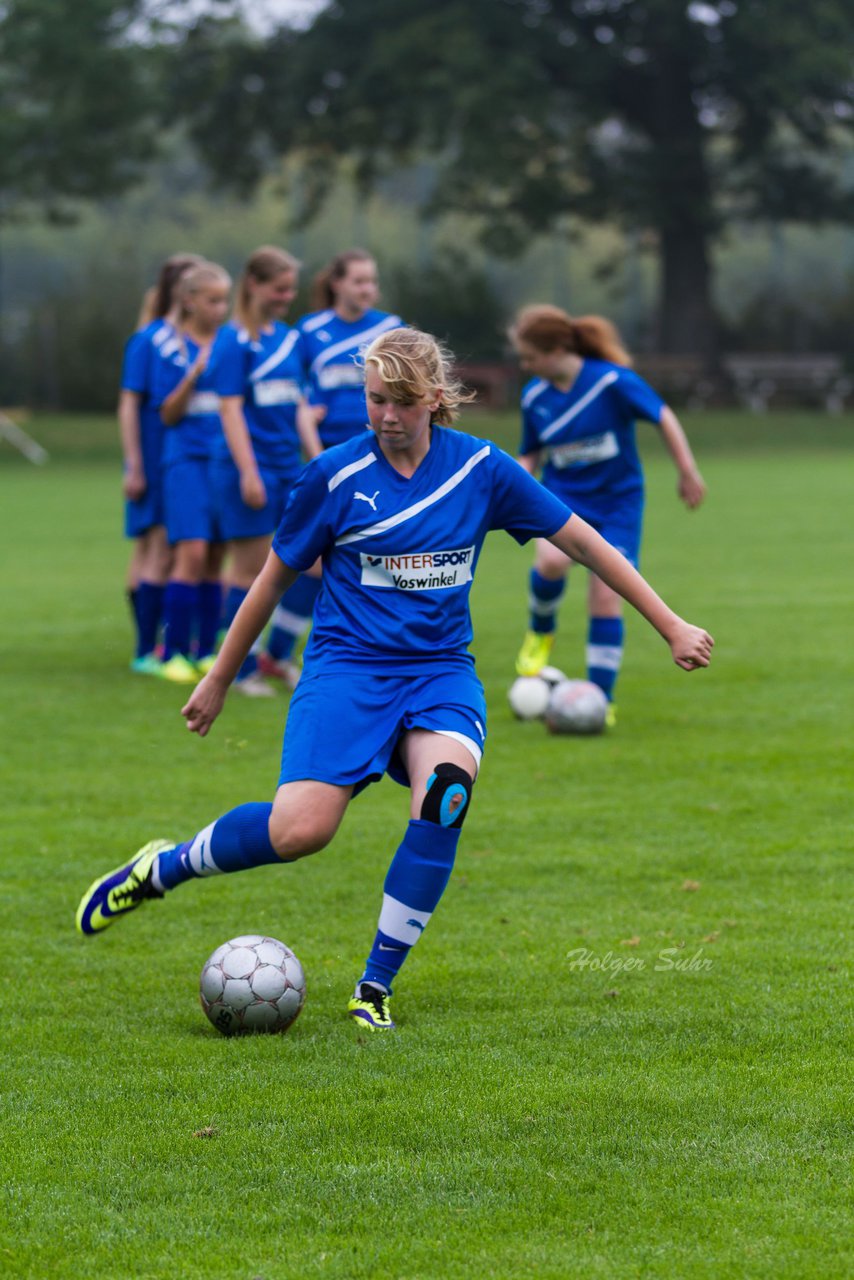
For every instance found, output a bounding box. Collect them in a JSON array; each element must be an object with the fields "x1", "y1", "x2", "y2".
[
  {"x1": 200, "y1": 935, "x2": 306, "y2": 1036},
  {"x1": 545, "y1": 679, "x2": 608, "y2": 735},
  {"x1": 507, "y1": 666, "x2": 567, "y2": 720}
]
